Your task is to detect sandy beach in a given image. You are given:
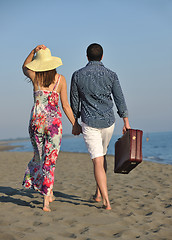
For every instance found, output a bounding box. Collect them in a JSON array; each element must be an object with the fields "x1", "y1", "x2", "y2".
[{"x1": 0, "y1": 149, "x2": 172, "y2": 240}]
